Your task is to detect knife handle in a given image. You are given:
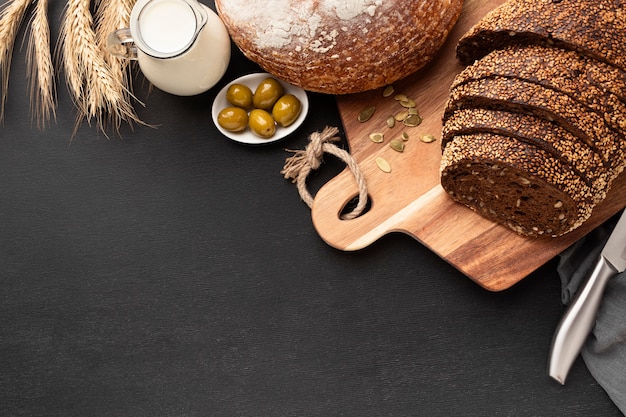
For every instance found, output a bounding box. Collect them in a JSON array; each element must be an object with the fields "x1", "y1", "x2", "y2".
[{"x1": 548, "y1": 256, "x2": 618, "y2": 384}]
